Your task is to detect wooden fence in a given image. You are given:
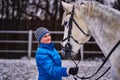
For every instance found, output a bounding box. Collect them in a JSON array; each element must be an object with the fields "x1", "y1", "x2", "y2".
[{"x1": 0, "y1": 30, "x2": 103, "y2": 60}]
